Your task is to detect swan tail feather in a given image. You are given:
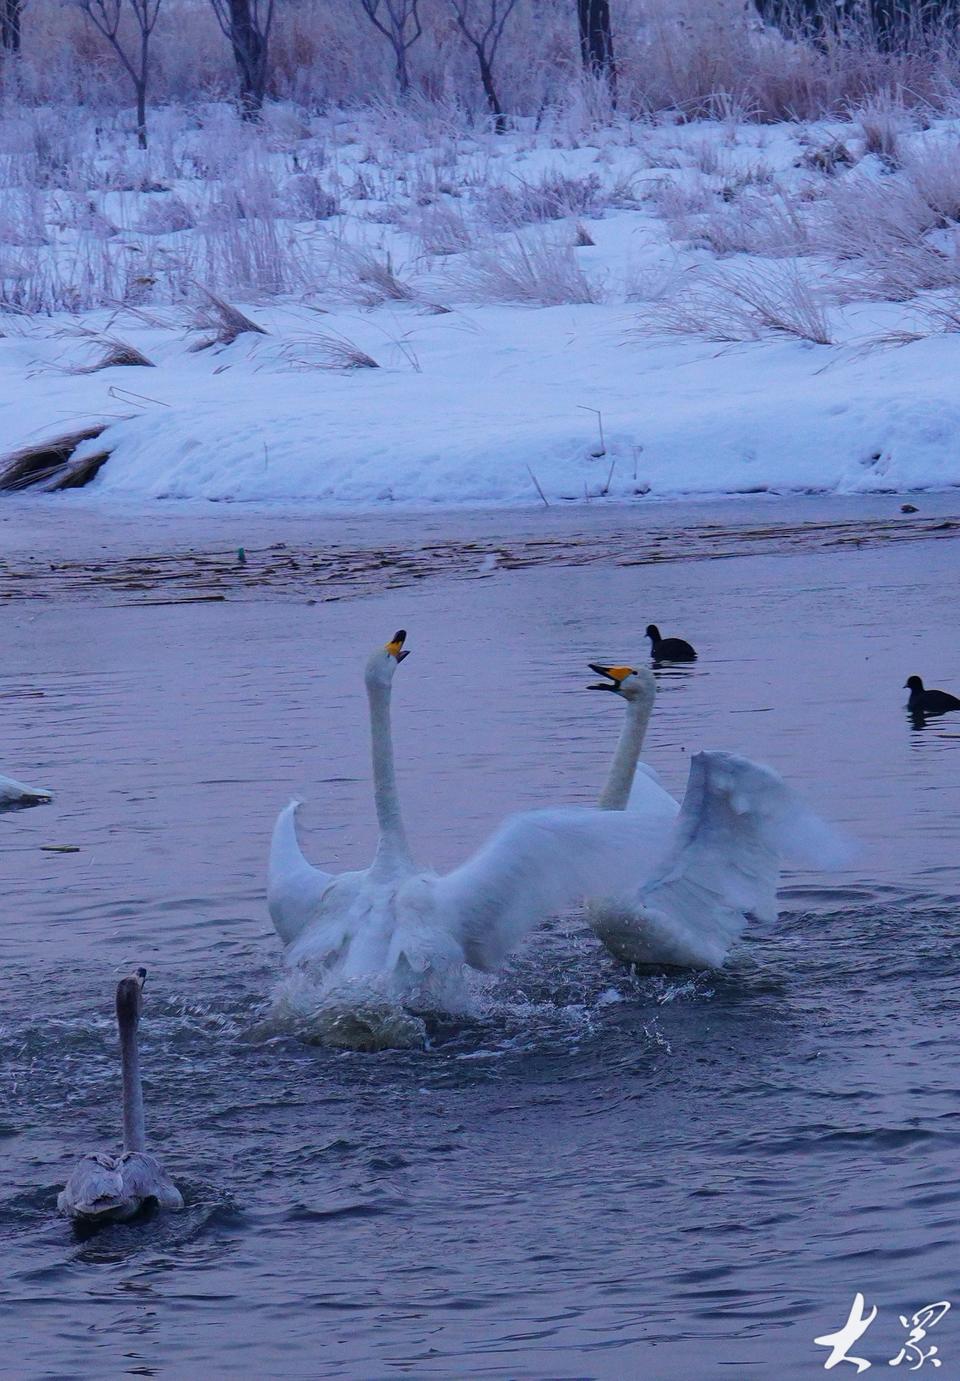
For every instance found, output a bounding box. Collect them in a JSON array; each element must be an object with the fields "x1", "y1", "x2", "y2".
[{"x1": 268, "y1": 799, "x2": 334, "y2": 948}]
